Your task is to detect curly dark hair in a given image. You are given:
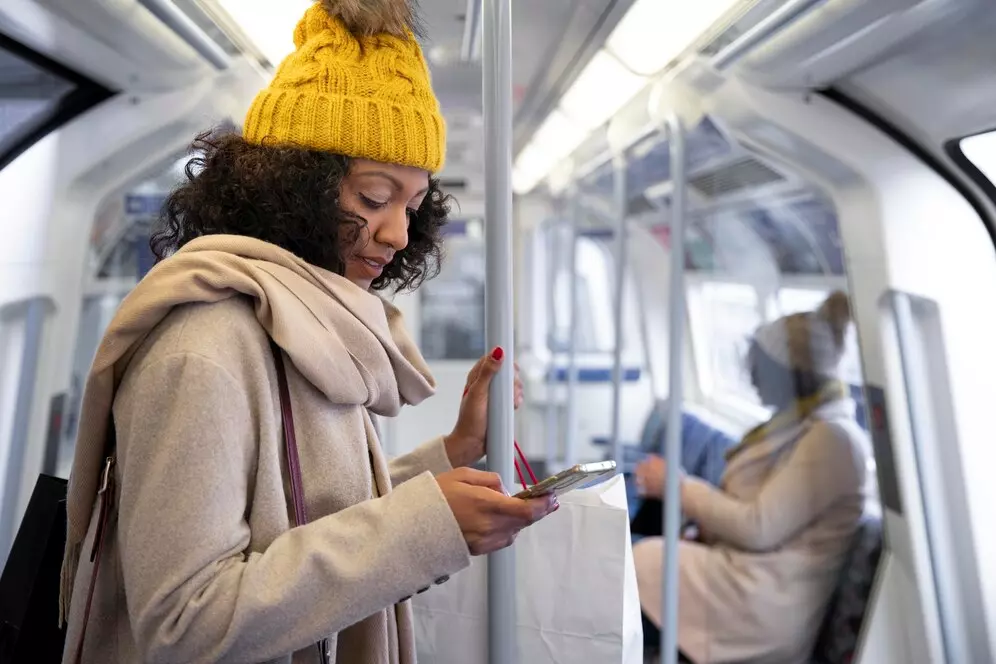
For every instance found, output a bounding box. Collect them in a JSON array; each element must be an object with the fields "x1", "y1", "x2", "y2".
[{"x1": 150, "y1": 130, "x2": 452, "y2": 292}]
